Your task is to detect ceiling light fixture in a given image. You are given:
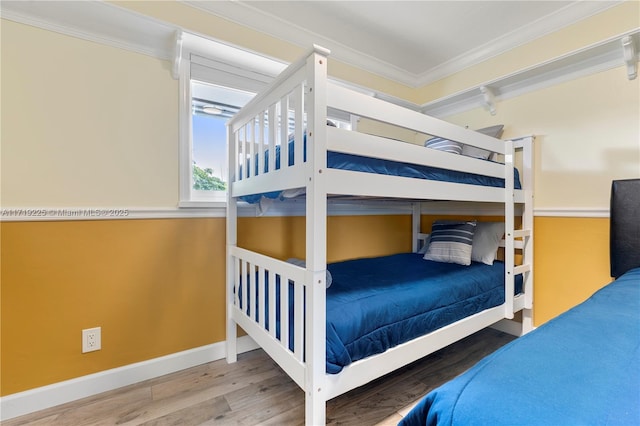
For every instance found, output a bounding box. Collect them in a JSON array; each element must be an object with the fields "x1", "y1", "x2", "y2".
[{"x1": 202, "y1": 106, "x2": 223, "y2": 115}]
